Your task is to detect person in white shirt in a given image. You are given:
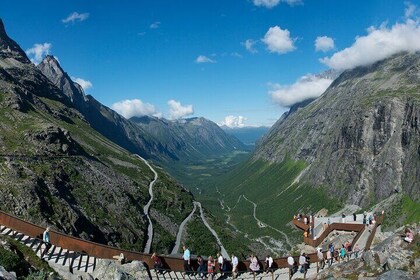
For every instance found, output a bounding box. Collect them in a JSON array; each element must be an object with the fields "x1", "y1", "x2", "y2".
[
  {"x1": 217, "y1": 253, "x2": 224, "y2": 275},
  {"x1": 287, "y1": 255, "x2": 295, "y2": 279},
  {"x1": 231, "y1": 254, "x2": 238, "y2": 279},
  {"x1": 265, "y1": 255, "x2": 273, "y2": 273},
  {"x1": 299, "y1": 252, "x2": 307, "y2": 274},
  {"x1": 41, "y1": 227, "x2": 51, "y2": 258}
]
